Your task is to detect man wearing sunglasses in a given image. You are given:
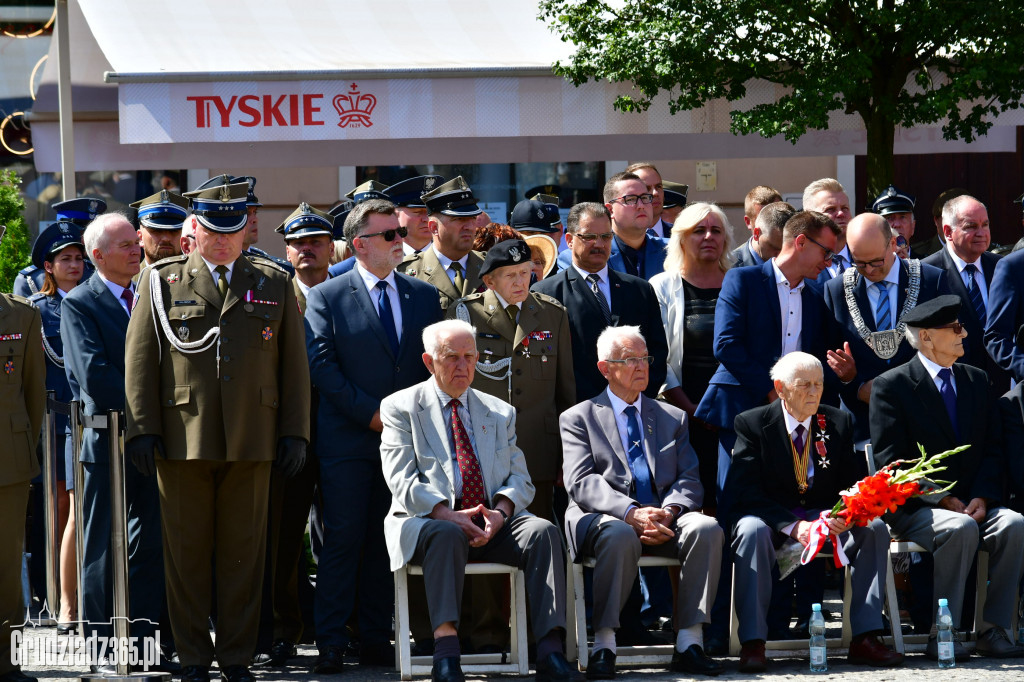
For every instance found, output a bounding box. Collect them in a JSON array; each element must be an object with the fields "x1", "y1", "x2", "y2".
[
  {"x1": 822, "y1": 213, "x2": 948, "y2": 446},
  {"x1": 872, "y1": 295, "x2": 1024, "y2": 660},
  {"x1": 399, "y1": 176, "x2": 487, "y2": 311},
  {"x1": 304, "y1": 199, "x2": 444, "y2": 674}
]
